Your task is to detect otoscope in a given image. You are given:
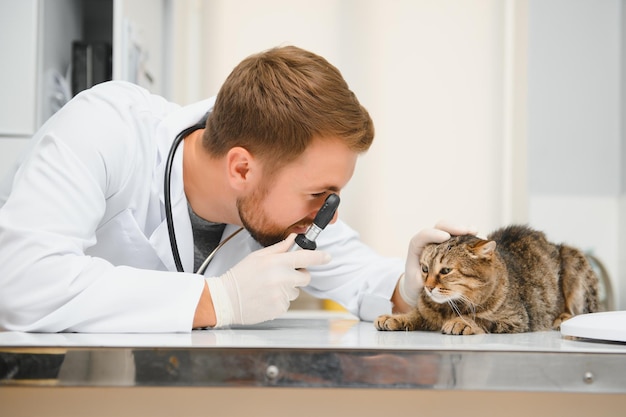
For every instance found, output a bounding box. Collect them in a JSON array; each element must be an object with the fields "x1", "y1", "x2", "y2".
[{"x1": 291, "y1": 193, "x2": 340, "y2": 251}]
